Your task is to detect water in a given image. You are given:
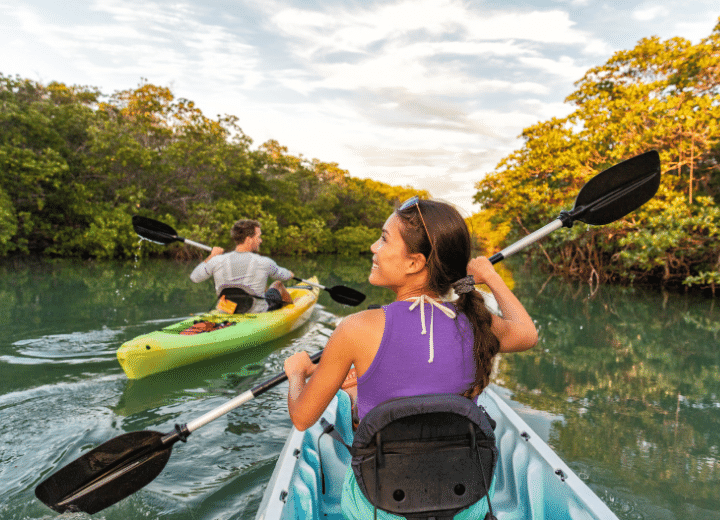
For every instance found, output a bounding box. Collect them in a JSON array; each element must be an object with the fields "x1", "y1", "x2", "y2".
[{"x1": 1, "y1": 256, "x2": 718, "y2": 519}]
